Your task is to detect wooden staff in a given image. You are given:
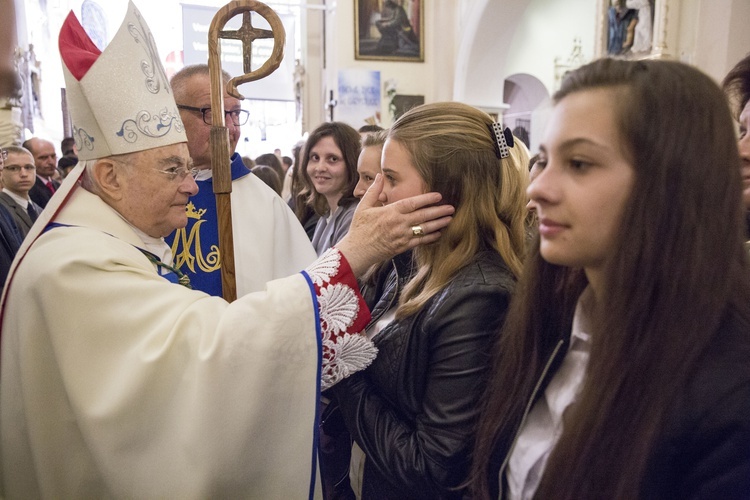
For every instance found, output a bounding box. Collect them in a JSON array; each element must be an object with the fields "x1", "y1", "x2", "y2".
[{"x1": 208, "y1": 1, "x2": 286, "y2": 302}]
